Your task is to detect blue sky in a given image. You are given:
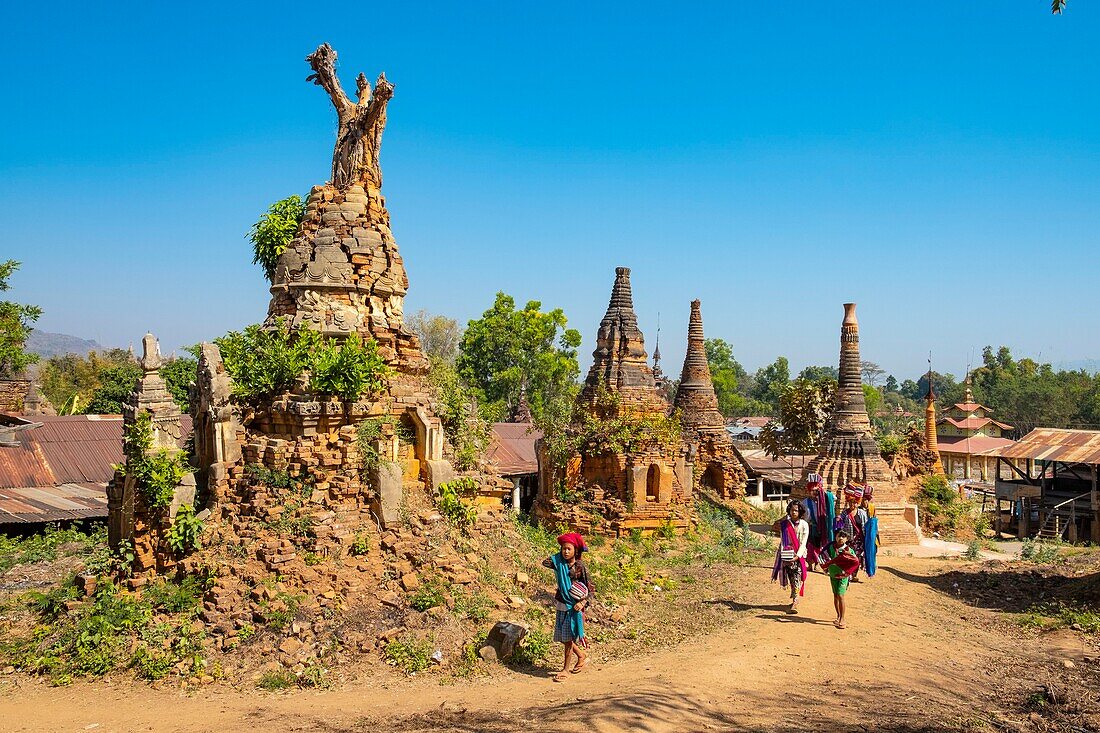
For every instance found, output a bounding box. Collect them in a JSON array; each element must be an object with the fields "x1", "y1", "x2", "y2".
[{"x1": 3, "y1": 2, "x2": 1097, "y2": 380}]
